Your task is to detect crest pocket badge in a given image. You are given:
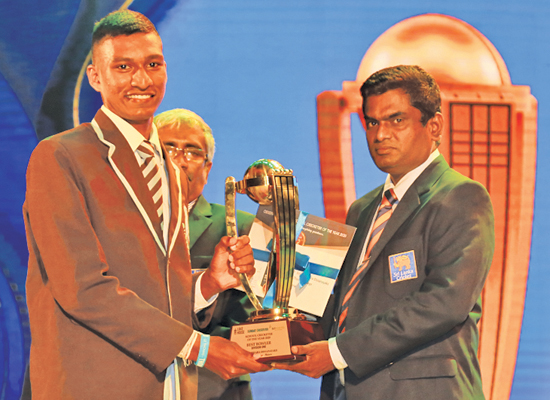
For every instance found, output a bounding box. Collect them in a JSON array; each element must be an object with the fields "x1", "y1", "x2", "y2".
[{"x1": 388, "y1": 250, "x2": 418, "y2": 283}]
